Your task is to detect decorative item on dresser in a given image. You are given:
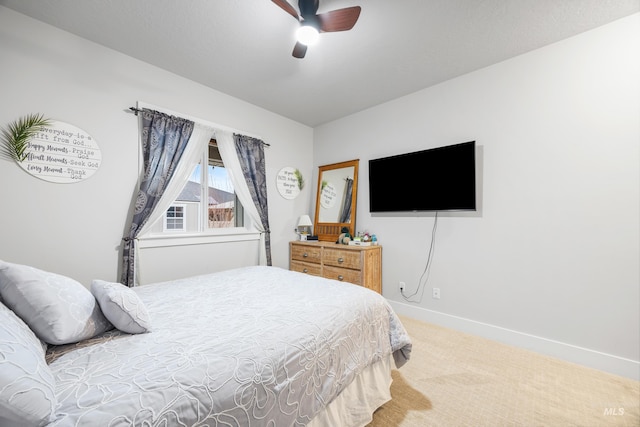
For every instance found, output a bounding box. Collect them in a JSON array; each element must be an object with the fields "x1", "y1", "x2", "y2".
[{"x1": 290, "y1": 240, "x2": 382, "y2": 293}]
